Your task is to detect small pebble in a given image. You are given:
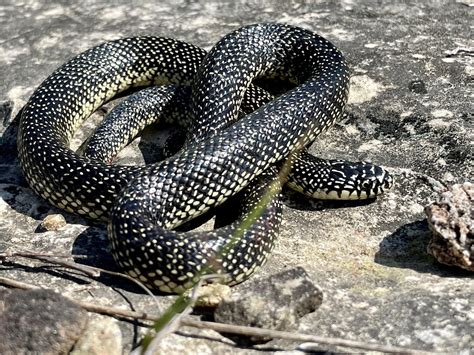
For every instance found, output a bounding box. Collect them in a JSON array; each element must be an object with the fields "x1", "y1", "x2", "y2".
[
  {"x1": 41, "y1": 214, "x2": 67, "y2": 231},
  {"x1": 191, "y1": 284, "x2": 232, "y2": 308},
  {"x1": 408, "y1": 80, "x2": 427, "y2": 94}
]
